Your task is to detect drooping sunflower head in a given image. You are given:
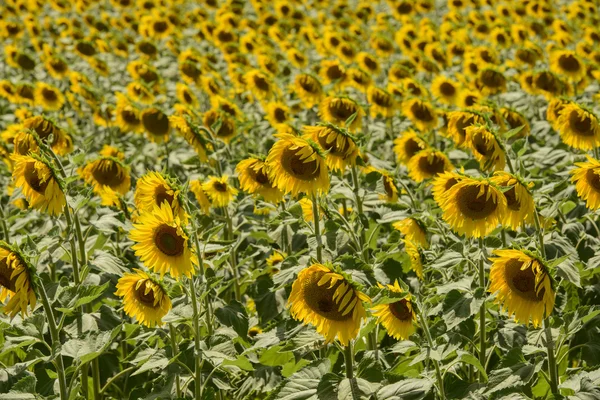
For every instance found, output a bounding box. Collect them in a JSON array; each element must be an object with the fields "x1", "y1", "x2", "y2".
[
  {"x1": 169, "y1": 115, "x2": 212, "y2": 162},
  {"x1": 141, "y1": 107, "x2": 170, "y2": 143},
  {"x1": 12, "y1": 154, "x2": 66, "y2": 216},
  {"x1": 432, "y1": 170, "x2": 463, "y2": 205},
  {"x1": 407, "y1": 149, "x2": 454, "y2": 183},
  {"x1": 303, "y1": 124, "x2": 359, "y2": 172},
  {"x1": 0, "y1": 242, "x2": 37, "y2": 319},
  {"x1": 491, "y1": 171, "x2": 535, "y2": 229},
  {"x1": 266, "y1": 133, "x2": 329, "y2": 197},
  {"x1": 319, "y1": 96, "x2": 363, "y2": 132},
  {"x1": 465, "y1": 125, "x2": 506, "y2": 172},
  {"x1": 236, "y1": 158, "x2": 283, "y2": 203},
  {"x1": 501, "y1": 108, "x2": 530, "y2": 139},
  {"x1": 189, "y1": 180, "x2": 211, "y2": 214},
  {"x1": 293, "y1": 73, "x2": 323, "y2": 108},
  {"x1": 550, "y1": 50, "x2": 586, "y2": 81},
  {"x1": 115, "y1": 93, "x2": 143, "y2": 134},
  {"x1": 79, "y1": 156, "x2": 131, "y2": 200},
  {"x1": 130, "y1": 203, "x2": 196, "y2": 279},
  {"x1": 437, "y1": 177, "x2": 507, "y2": 238},
  {"x1": 13, "y1": 129, "x2": 40, "y2": 157},
  {"x1": 367, "y1": 87, "x2": 397, "y2": 118},
  {"x1": 266, "y1": 251, "x2": 286, "y2": 273},
  {"x1": 245, "y1": 69, "x2": 274, "y2": 100},
  {"x1": 23, "y1": 116, "x2": 72, "y2": 155},
  {"x1": 372, "y1": 281, "x2": 417, "y2": 340},
  {"x1": 115, "y1": 269, "x2": 172, "y2": 327},
  {"x1": 475, "y1": 68, "x2": 507, "y2": 95},
  {"x1": 555, "y1": 103, "x2": 600, "y2": 150},
  {"x1": 402, "y1": 98, "x2": 438, "y2": 132},
  {"x1": 393, "y1": 218, "x2": 428, "y2": 249},
  {"x1": 176, "y1": 82, "x2": 198, "y2": 108},
  {"x1": 203, "y1": 110, "x2": 237, "y2": 143},
  {"x1": 446, "y1": 110, "x2": 485, "y2": 146},
  {"x1": 346, "y1": 68, "x2": 373, "y2": 91},
  {"x1": 571, "y1": 155, "x2": 600, "y2": 210},
  {"x1": 532, "y1": 70, "x2": 569, "y2": 98},
  {"x1": 134, "y1": 171, "x2": 186, "y2": 222},
  {"x1": 202, "y1": 175, "x2": 239, "y2": 208},
  {"x1": 288, "y1": 263, "x2": 369, "y2": 345},
  {"x1": 489, "y1": 249, "x2": 555, "y2": 328},
  {"x1": 393, "y1": 130, "x2": 428, "y2": 165},
  {"x1": 319, "y1": 59, "x2": 347, "y2": 87}
]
